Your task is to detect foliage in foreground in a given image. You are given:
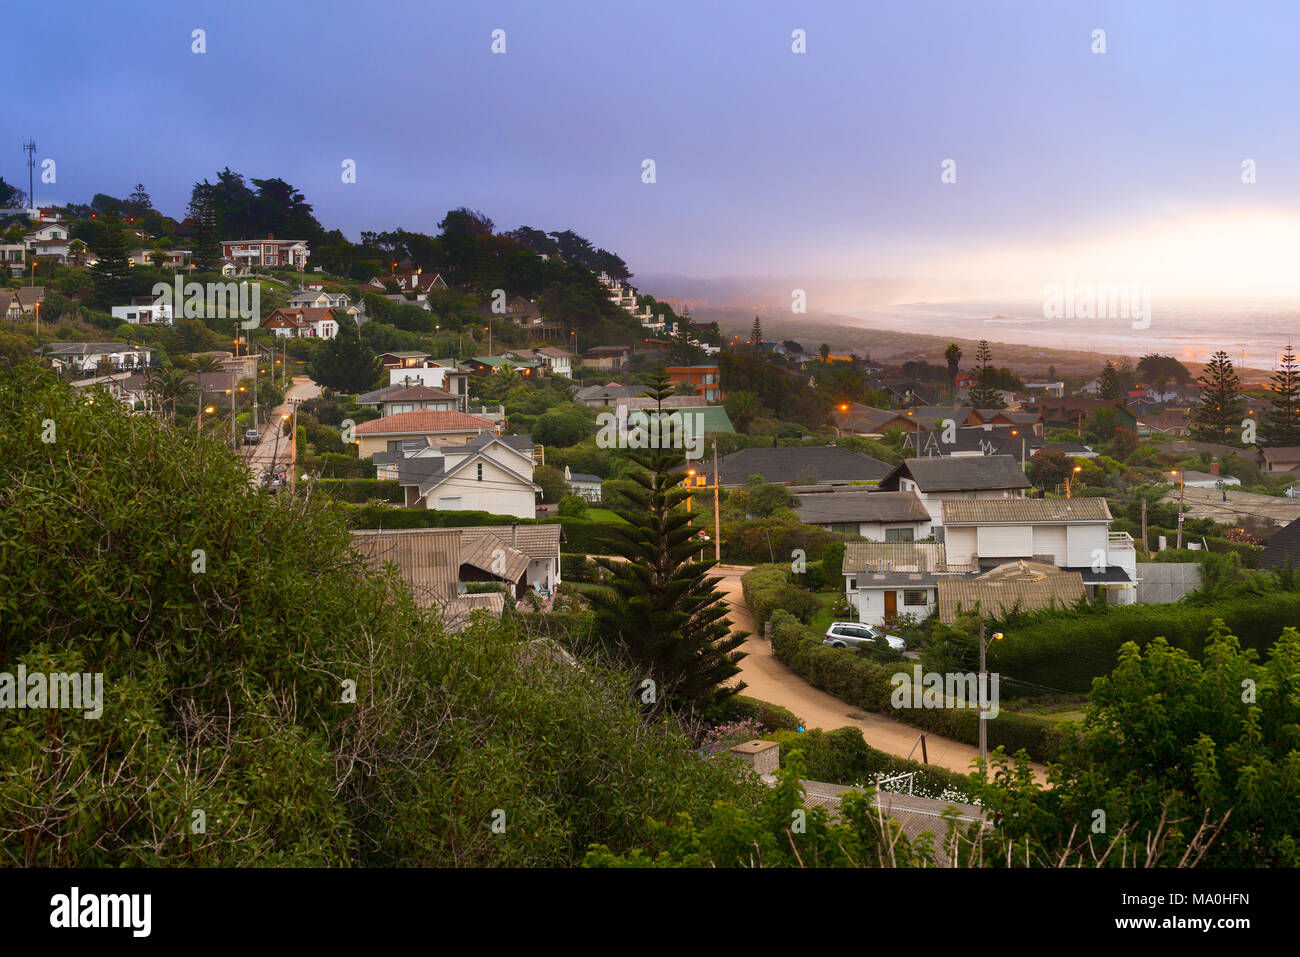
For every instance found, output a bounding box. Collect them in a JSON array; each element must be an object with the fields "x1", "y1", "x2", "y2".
[{"x1": 0, "y1": 366, "x2": 764, "y2": 866}]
